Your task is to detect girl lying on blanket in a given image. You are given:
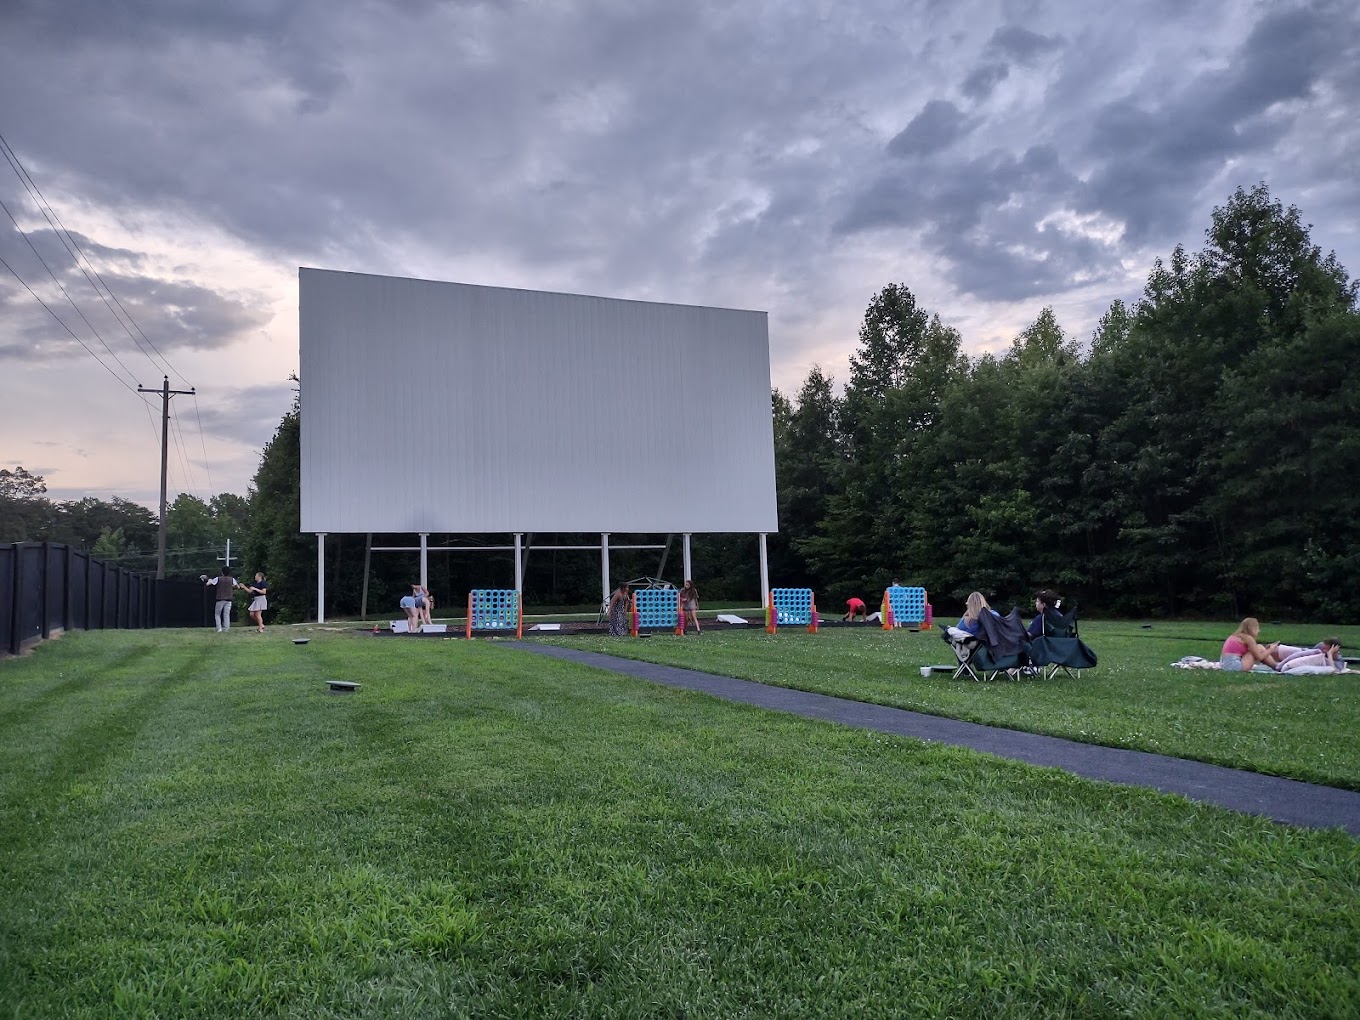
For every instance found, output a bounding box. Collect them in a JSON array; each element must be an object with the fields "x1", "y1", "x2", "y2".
[
  {"x1": 1274, "y1": 638, "x2": 1345, "y2": 673},
  {"x1": 1219, "y1": 618, "x2": 1281, "y2": 671}
]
